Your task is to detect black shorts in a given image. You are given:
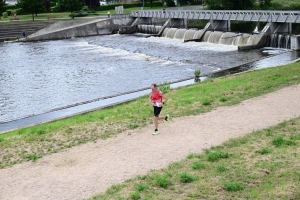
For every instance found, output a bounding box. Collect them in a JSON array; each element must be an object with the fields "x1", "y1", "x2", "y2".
[{"x1": 153, "y1": 106, "x2": 162, "y2": 117}]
